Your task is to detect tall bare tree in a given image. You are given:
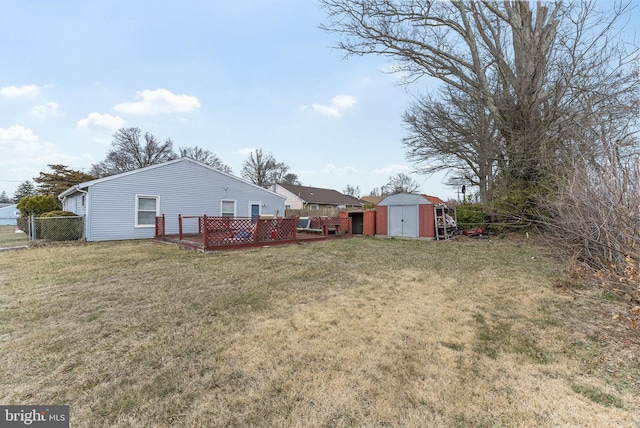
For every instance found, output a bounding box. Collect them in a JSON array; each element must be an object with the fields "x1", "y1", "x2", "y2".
[
  {"x1": 91, "y1": 127, "x2": 176, "y2": 177},
  {"x1": 320, "y1": 0, "x2": 638, "y2": 214},
  {"x1": 179, "y1": 146, "x2": 232, "y2": 174}
]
